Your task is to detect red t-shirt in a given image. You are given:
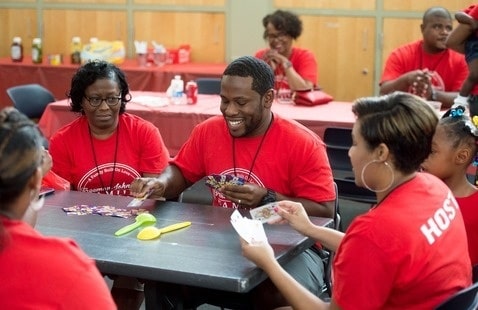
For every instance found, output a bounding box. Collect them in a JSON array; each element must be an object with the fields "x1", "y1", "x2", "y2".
[
  {"x1": 172, "y1": 114, "x2": 335, "y2": 208},
  {"x1": 456, "y1": 190, "x2": 478, "y2": 265},
  {"x1": 0, "y1": 218, "x2": 116, "y2": 309},
  {"x1": 380, "y1": 40, "x2": 468, "y2": 92},
  {"x1": 255, "y1": 47, "x2": 318, "y2": 90},
  {"x1": 333, "y1": 173, "x2": 471, "y2": 310},
  {"x1": 50, "y1": 113, "x2": 169, "y2": 195}
]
